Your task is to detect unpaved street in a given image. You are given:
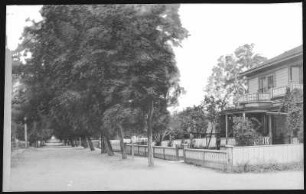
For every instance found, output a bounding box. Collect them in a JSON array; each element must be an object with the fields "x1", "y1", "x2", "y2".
[{"x1": 10, "y1": 146, "x2": 304, "y2": 191}]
